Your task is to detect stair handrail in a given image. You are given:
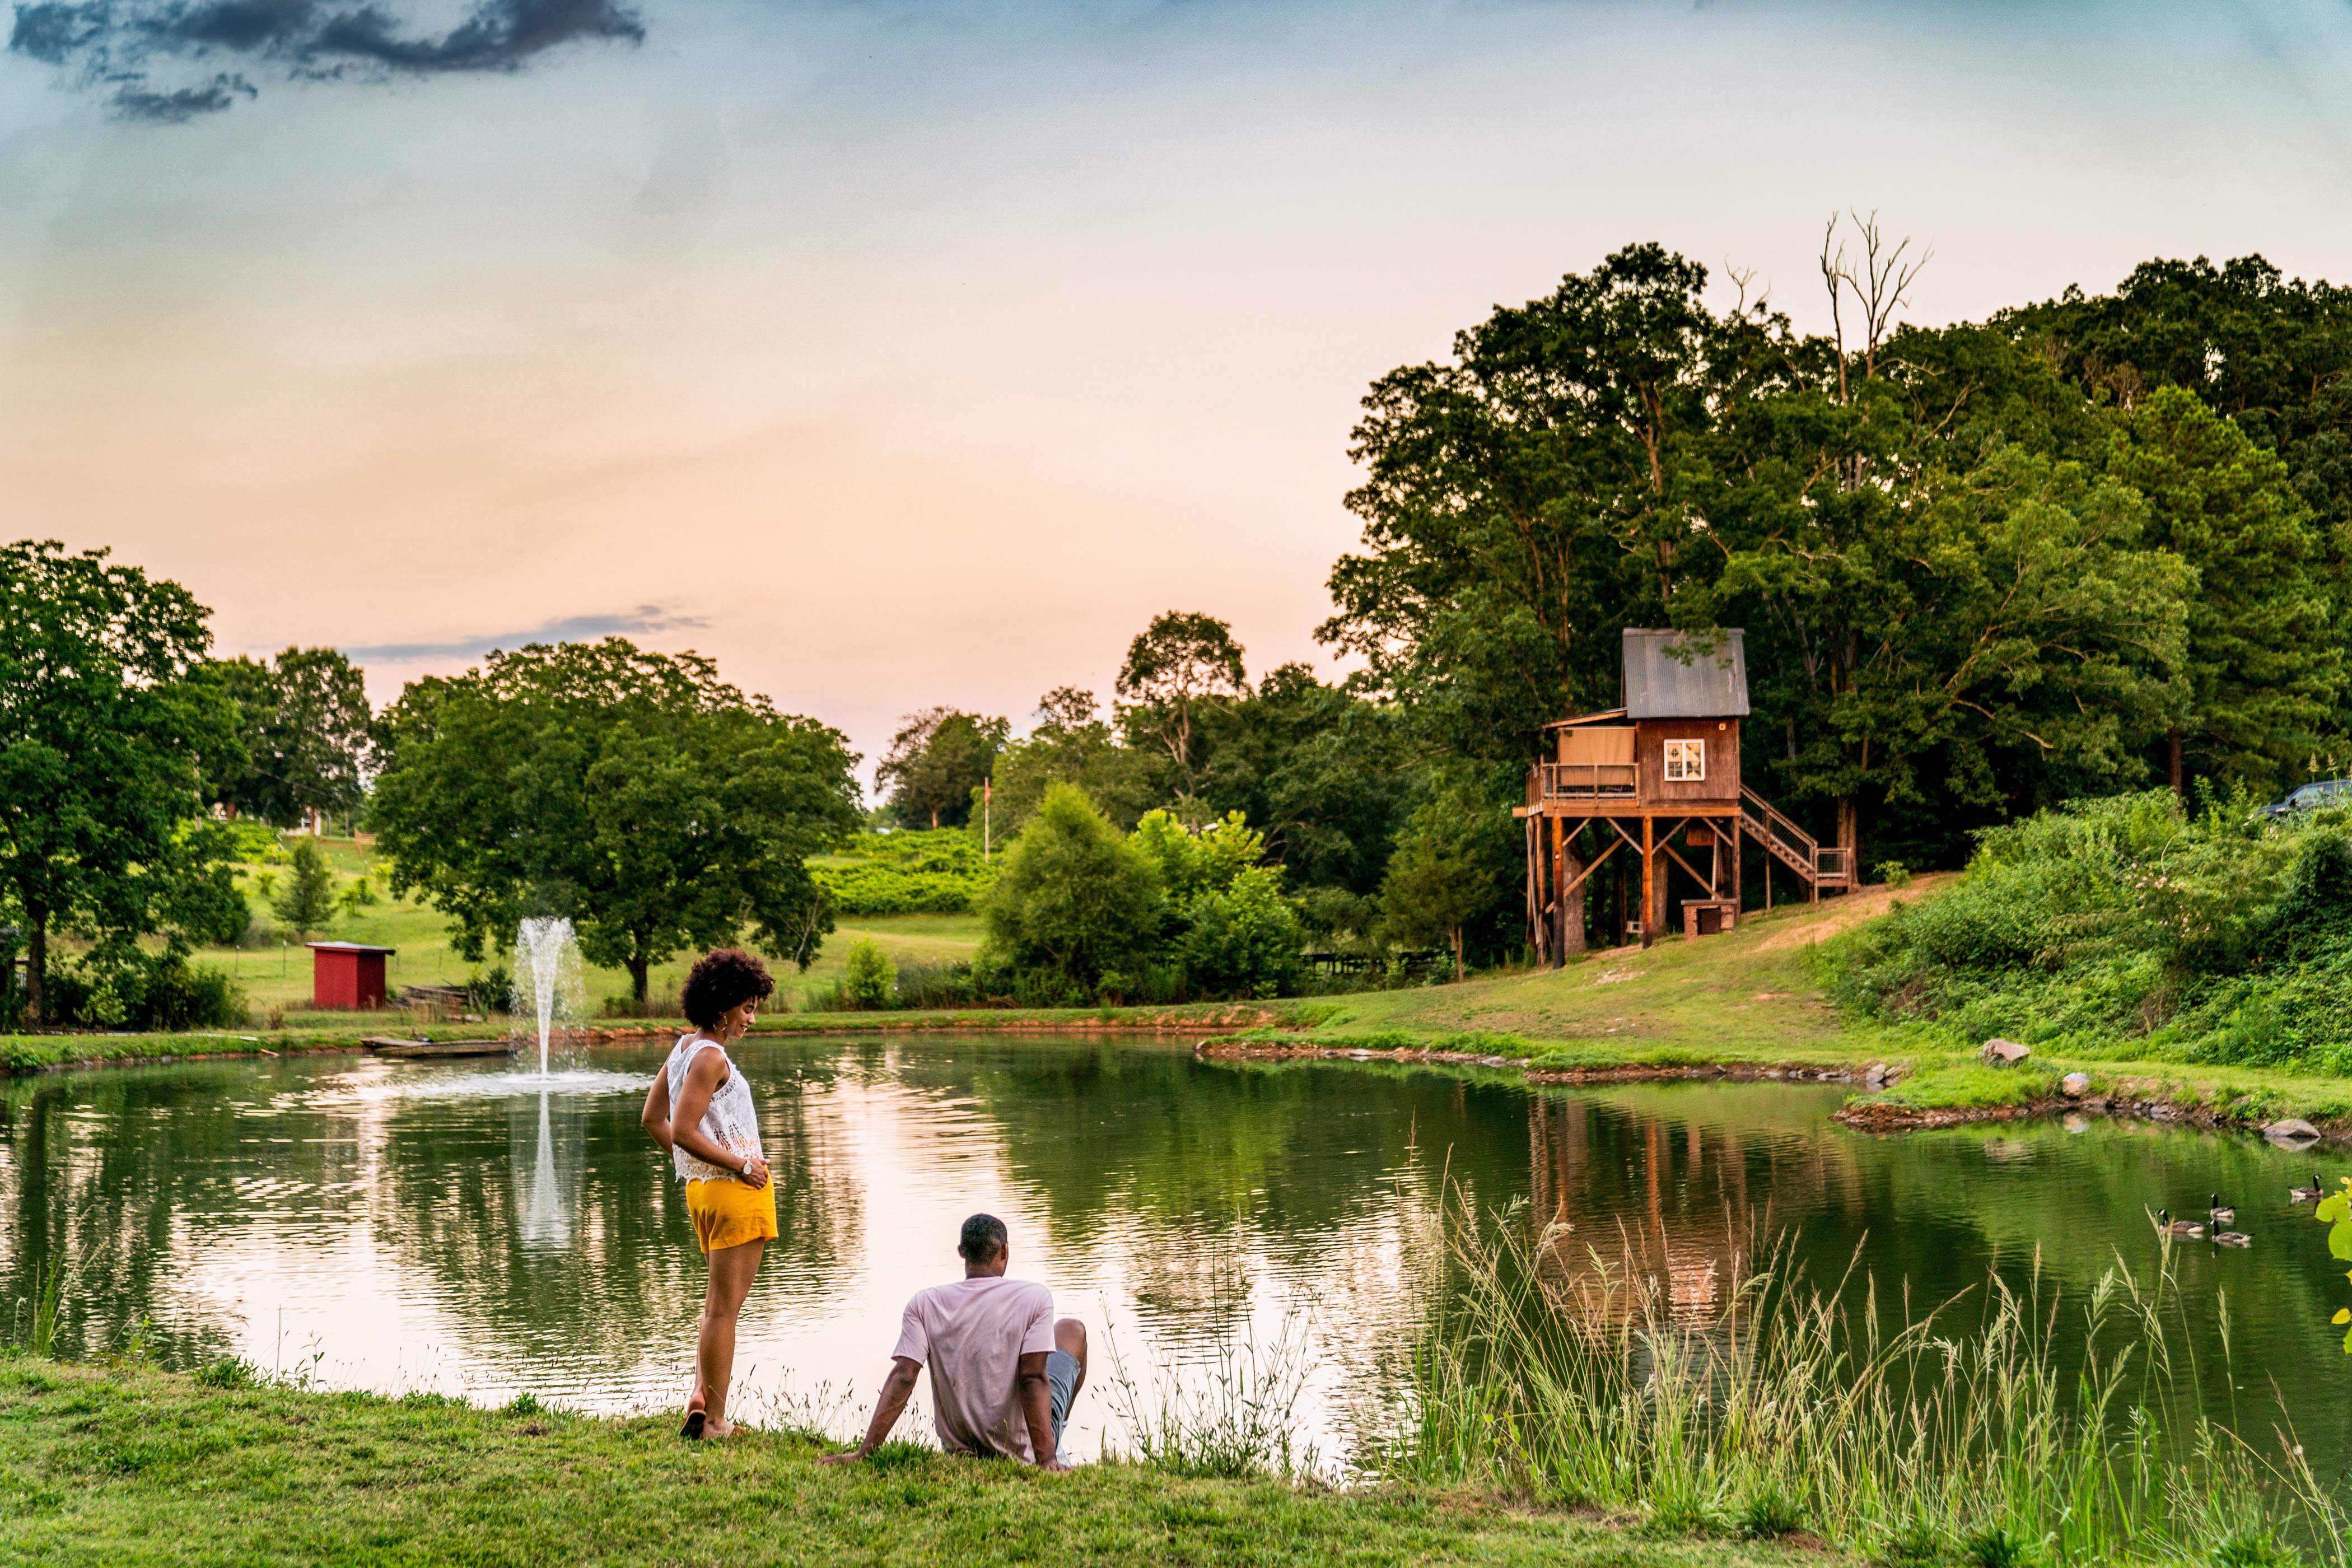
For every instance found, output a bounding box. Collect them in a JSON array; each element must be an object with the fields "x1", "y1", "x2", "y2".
[{"x1": 1740, "y1": 785, "x2": 1821, "y2": 860}]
